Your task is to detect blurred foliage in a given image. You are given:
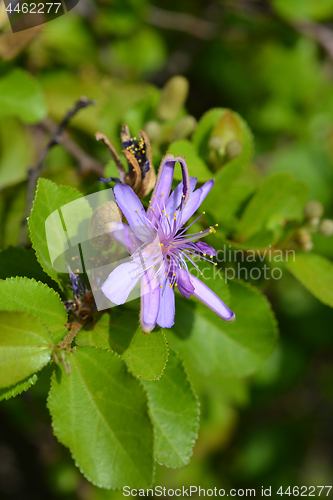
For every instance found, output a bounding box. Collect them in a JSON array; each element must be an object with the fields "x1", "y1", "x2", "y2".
[{"x1": 0, "y1": 0, "x2": 333, "y2": 498}]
